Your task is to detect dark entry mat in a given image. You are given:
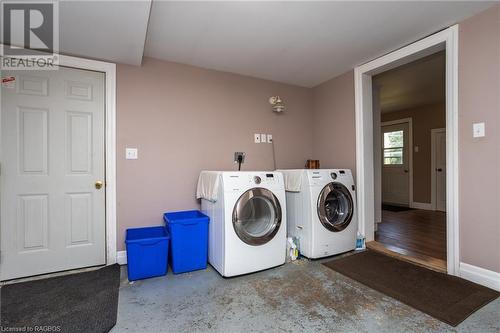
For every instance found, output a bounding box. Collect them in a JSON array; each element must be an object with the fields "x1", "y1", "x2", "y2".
[
  {"x1": 1, "y1": 264, "x2": 120, "y2": 333},
  {"x1": 323, "y1": 251, "x2": 499, "y2": 326},
  {"x1": 382, "y1": 204, "x2": 414, "y2": 212}
]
